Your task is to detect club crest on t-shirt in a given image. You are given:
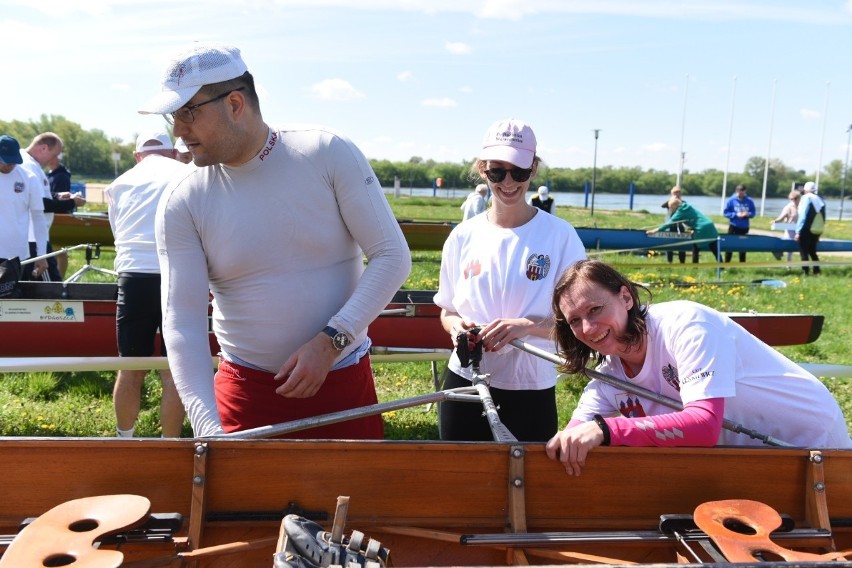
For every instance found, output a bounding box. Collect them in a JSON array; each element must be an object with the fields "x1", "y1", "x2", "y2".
[
  {"x1": 661, "y1": 363, "x2": 680, "y2": 392},
  {"x1": 616, "y1": 394, "x2": 646, "y2": 417},
  {"x1": 14, "y1": 182, "x2": 24, "y2": 193},
  {"x1": 525, "y1": 253, "x2": 550, "y2": 281}
]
